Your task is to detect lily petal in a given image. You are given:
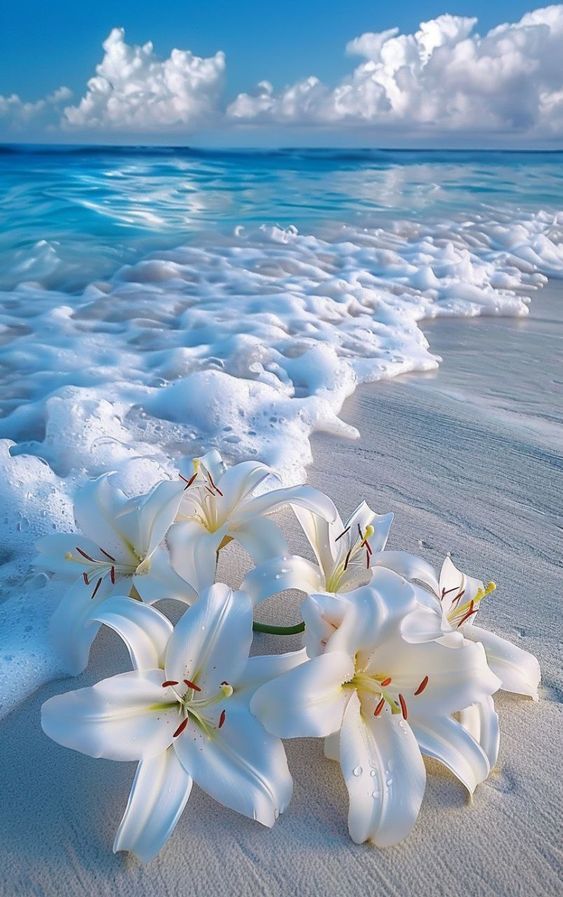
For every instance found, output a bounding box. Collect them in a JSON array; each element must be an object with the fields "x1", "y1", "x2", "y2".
[
  {"x1": 41, "y1": 669, "x2": 178, "y2": 761},
  {"x1": 235, "y1": 650, "x2": 308, "y2": 699},
  {"x1": 464, "y1": 623, "x2": 541, "y2": 699},
  {"x1": 292, "y1": 506, "x2": 338, "y2": 578},
  {"x1": 133, "y1": 546, "x2": 198, "y2": 605},
  {"x1": 167, "y1": 522, "x2": 220, "y2": 593},
  {"x1": 165, "y1": 584, "x2": 253, "y2": 692},
  {"x1": 239, "y1": 484, "x2": 337, "y2": 525},
  {"x1": 241, "y1": 555, "x2": 323, "y2": 605},
  {"x1": 50, "y1": 577, "x2": 112, "y2": 675},
  {"x1": 215, "y1": 460, "x2": 274, "y2": 514},
  {"x1": 340, "y1": 692, "x2": 426, "y2": 846},
  {"x1": 34, "y1": 533, "x2": 102, "y2": 578},
  {"x1": 458, "y1": 696, "x2": 500, "y2": 770},
  {"x1": 74, "y1": 474, "x2": 136, "y2": 563},
  {"x1": 372, "y1": 550, "x2": 440, "y2": 594},
  {"x1": 410, "y1": 714, "x2": 490, "y2": 793},
  {"x1": 251, "y1": 651, "x2": 355, "y2": 739},
  {"x1": 174, "y1": 702, "x2": 292, "y2": 828},
  {"x1": 369, "y1": 638, "x2": 501, "y2": 717},
  {"x1": 93, "y1": 597, "x2": 173, "y2": 671},
  {"x1": 135, "y1": 480, "x2": 186, "y2": 558},
  {"x1": 231, "y1": 516, "x2": 288, "y2": 563},
  {"x1": 113, "y1": 748, "x2": 193, "y2": 862}
]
